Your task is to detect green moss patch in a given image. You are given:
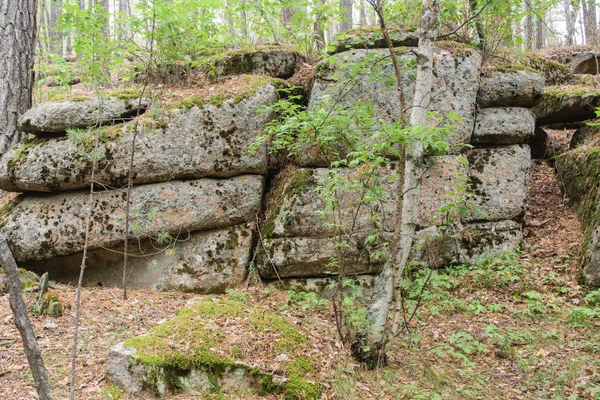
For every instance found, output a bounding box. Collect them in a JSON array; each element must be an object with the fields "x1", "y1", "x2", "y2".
[
  {"x1": 487, "y1": 49, "x2": 573, "y2": 85},
  {"x1": 123, "y1": 297, "x2": 320, "y2": 398}
]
